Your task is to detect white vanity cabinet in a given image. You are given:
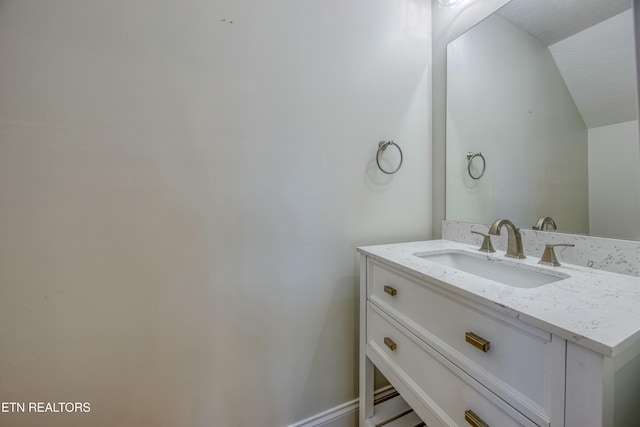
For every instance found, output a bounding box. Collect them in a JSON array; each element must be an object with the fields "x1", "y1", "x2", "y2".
[{"x1": 358, "y1": 247, "x2": 640, "y2": 427}]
